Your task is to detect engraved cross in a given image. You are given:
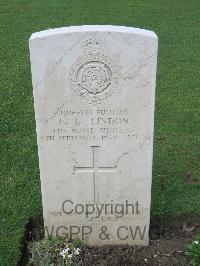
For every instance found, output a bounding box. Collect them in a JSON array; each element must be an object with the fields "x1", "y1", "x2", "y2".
[{"x1": 74, "y1": 146, "x2": 117, "y2": 204}]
